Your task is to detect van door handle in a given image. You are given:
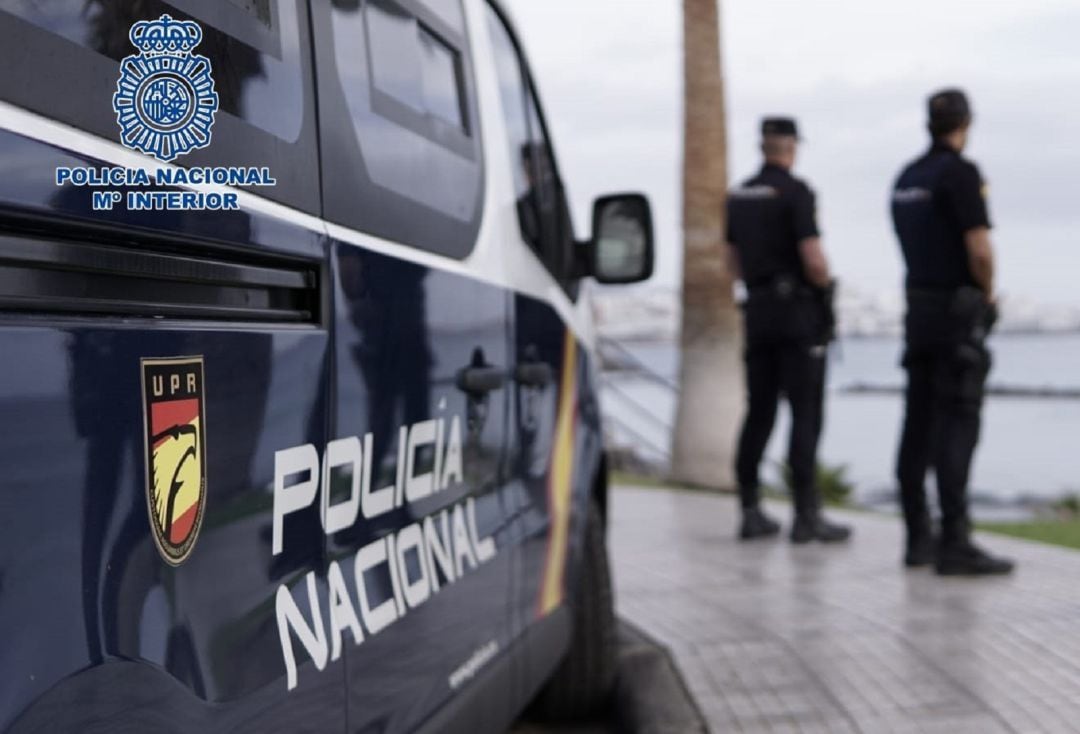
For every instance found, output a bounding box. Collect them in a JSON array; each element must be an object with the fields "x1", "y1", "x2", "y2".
[
  {"x1": 515, "y1": 362, "x2": 553, "y2": 388},
  {"x1": 456, "y1": 365, "x2": 506, "y2": 395}
]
